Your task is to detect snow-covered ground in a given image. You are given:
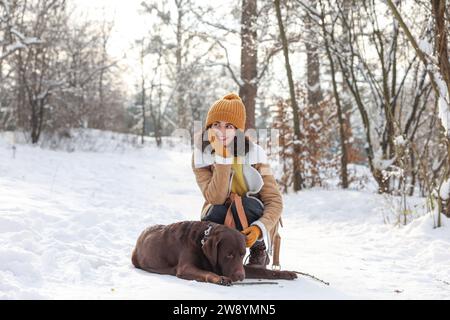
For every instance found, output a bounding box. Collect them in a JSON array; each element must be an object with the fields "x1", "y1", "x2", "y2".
[{"x1": 1, "y1": 131, "x2": 450, "y2": 299}]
